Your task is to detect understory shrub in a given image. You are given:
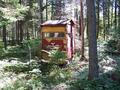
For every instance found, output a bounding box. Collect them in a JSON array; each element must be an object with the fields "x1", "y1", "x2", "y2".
[
  {"x1": 41, "y1": 67, "x2": 71, "y2": 86},
  {"x1": 22, "y1": 39, "x2": 41, "y2": 57},
  {"x1": 2, "y1": 75, "x2": 43, "y2": 90},
  {"x1": 69, "y1": 77, "x2": 120, "y2": 90},
  {"x1": 105, "y1": 27, "x2": 120, "y2": 53},
  {"x1": 3, "y1": 60, "x2": 40, "y2": 74},
  {"x1": 3, "y1": 60, "x2": 71, "y2": 89},
  {"x1": 0, "y1": 39, "x2": 41, "y2": 59},
  {"x1": 49, "y1": 50, "x2": 67, "y2": 64}
]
